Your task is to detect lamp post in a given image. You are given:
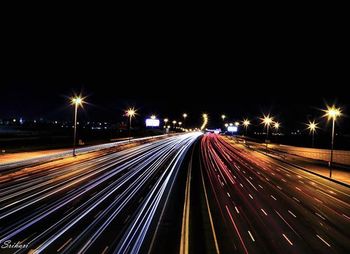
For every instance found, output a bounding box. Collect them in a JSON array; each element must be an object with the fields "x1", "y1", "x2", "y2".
[
  {"x1": 71, "y1": 96, "x2": 84, "y2": 157},
  {"x1": 324, "y1": 105, "x2": 342, "y2": 178},
  {"x1": 262, "y1": 115, "x2": 273, "y2": 153},
  {"x1": 126, "y1": 108, "x2": 136, "y2": 142},
  {"x1": 182, "y1": 113, "x2": 187, "y2": 127},
  {"x1": 307, "y1": 120, "x2": 318, "y2": 148},
  {"x1": 243, "y1": 119, "x2": 250, "y2": 136}
]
